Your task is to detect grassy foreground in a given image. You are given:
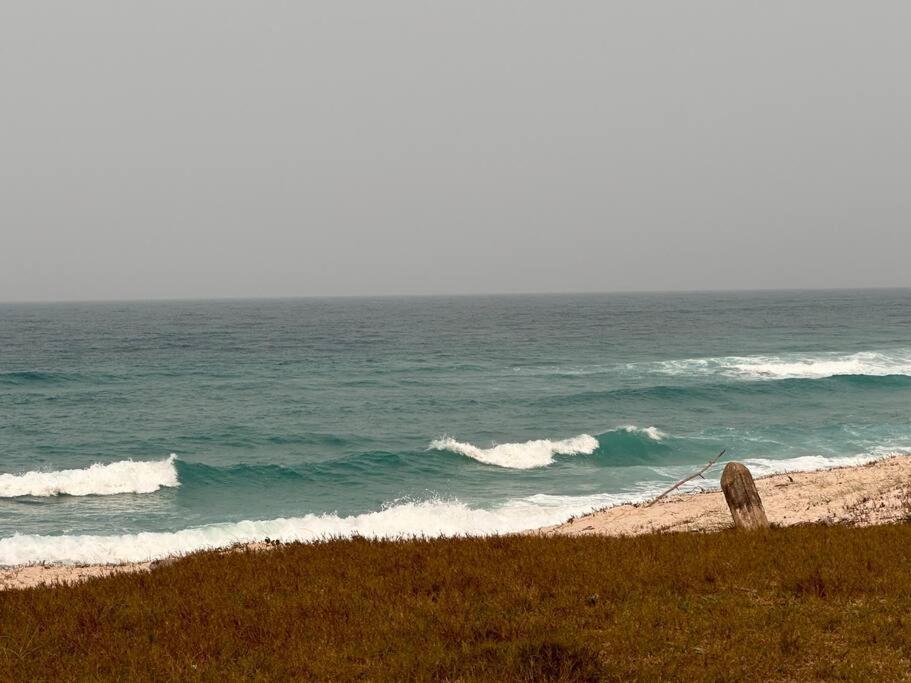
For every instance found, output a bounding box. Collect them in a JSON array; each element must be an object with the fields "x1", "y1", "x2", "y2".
[{"x1": 3, "y1": 525, "x2": 911, "y2": 681}]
